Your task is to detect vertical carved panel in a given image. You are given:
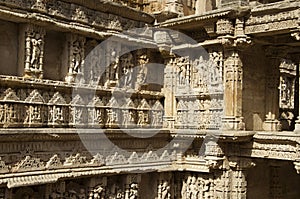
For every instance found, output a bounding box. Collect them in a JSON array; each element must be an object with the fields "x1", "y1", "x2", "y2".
[
  {"x1": 48, "y1": 92, "x2": 68, "y2": 127},
  {"x1": 88, "y1": 96, "x2": 105, "y2": 128},
  {"x1": 65, "y1": 34, "x2": 86, "y2": 83},
  {"x1": 23, "y1": 90, "x2": 47, "y2": 127},
  {"x1": 104, "y1": 41, "x2": 121, "y2": 87},
  {"x1": 23, "y1": 24, "x2": 46, "y2": 79},
  {"x1": 0, "y1": 88, "x2": 23, "y2": 127}
]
